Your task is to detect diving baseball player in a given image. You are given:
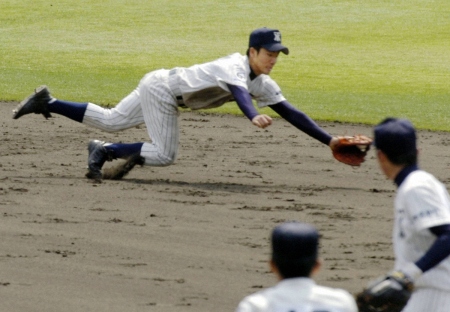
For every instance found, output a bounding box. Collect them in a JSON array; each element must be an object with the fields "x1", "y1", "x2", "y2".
[
  {"x1": 235, "y1": 221, "x2": 358, "y2": 312},
  {"x1": 13, "y1": 27, "x2": 340, "y2": 182},
  {"x1": 367, "y1": 118, "x2": 450, "y2": 312}
]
